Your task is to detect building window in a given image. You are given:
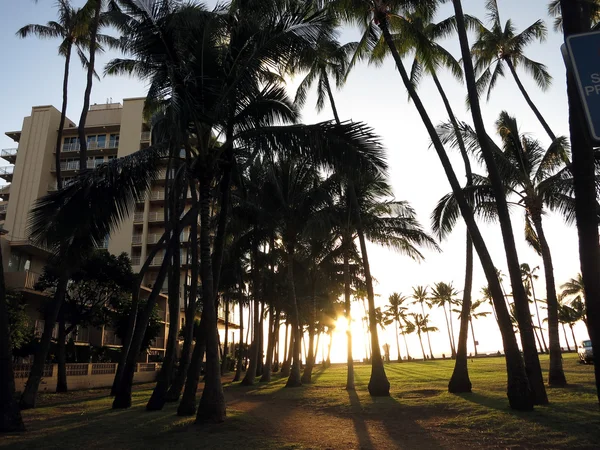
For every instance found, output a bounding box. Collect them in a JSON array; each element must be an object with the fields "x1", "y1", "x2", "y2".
[
  {"x1": 63, "y1": 137, "x2": 79, "y2": 152},
  {"x1": 7, "y1": 251, "x2": 31, "y2": 272},
  {"x1": 87, "y1": 134, "x2": 106, "y2": 149},
  {"x1": 109, "y1": 134, "x2": 120, "y2": 148}
]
